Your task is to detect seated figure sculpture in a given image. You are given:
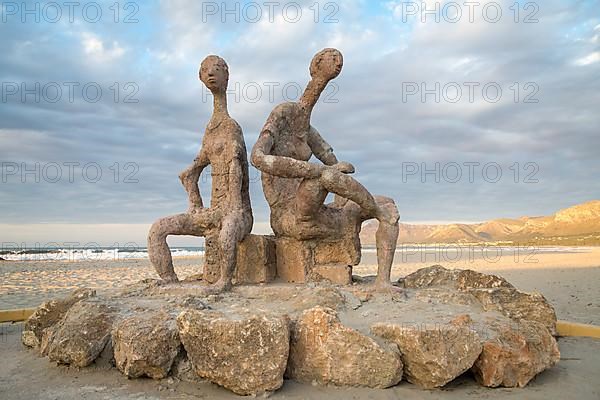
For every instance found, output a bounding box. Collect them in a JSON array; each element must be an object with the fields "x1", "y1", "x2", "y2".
[
  {"x1": 148, "y1": 55, "x2": 253, "y2": 291},
  {"x1": 251, "y1": 48, "x2": 400, "y2": 289}
]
